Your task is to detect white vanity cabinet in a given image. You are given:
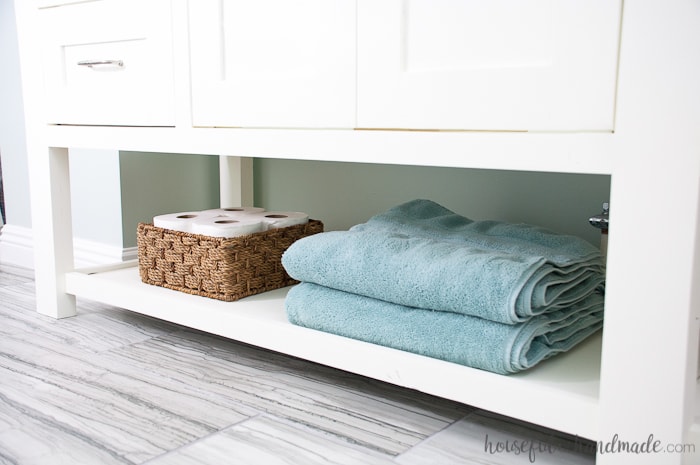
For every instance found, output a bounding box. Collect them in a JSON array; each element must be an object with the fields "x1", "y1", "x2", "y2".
[
  {"x1": 190, "y1": 0, "x2": 621, "y2": 131},
  {"x1": 357, "y1": 0, "x2": 622, "y2": 131},
  {"x1": 38, "y1": 0, "x2": 176, "y2": 126},
  {"x1": 188, "y1": 0, "x2": 356, "y2": 128},
  {"x1": 13, "y1": 0, "x2": 700, "y2": 463}
]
